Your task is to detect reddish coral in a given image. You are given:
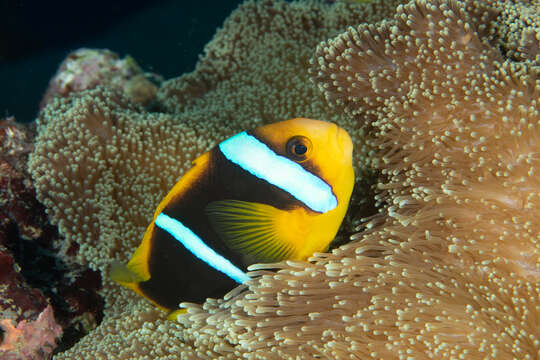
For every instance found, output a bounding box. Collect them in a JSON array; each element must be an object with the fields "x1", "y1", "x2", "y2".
[
  {"x1": 0, "y1": 305, "x2": 62, "y2": 360},
  {"x1": 0, "y1": 248, "x2": 48, "y2": 320},
  {"x1": 0, "y1": 117, "x2": 104, "y2": 354},
  {"x1": 0, "y1": 118, "x2": 48, "y2": 241},
  {"x1": 0, "y1": 231, "x2": 60, "y2": 359}
]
